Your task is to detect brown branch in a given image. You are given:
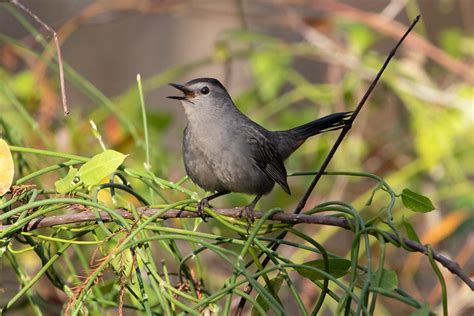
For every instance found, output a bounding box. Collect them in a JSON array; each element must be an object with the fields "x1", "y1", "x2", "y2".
[
  {"x1": 2, "y1": 206, "x2": 472, "y2": 290},
  {"x1": 9, "y1": 207, "x2": 348, "y2": 231}
]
